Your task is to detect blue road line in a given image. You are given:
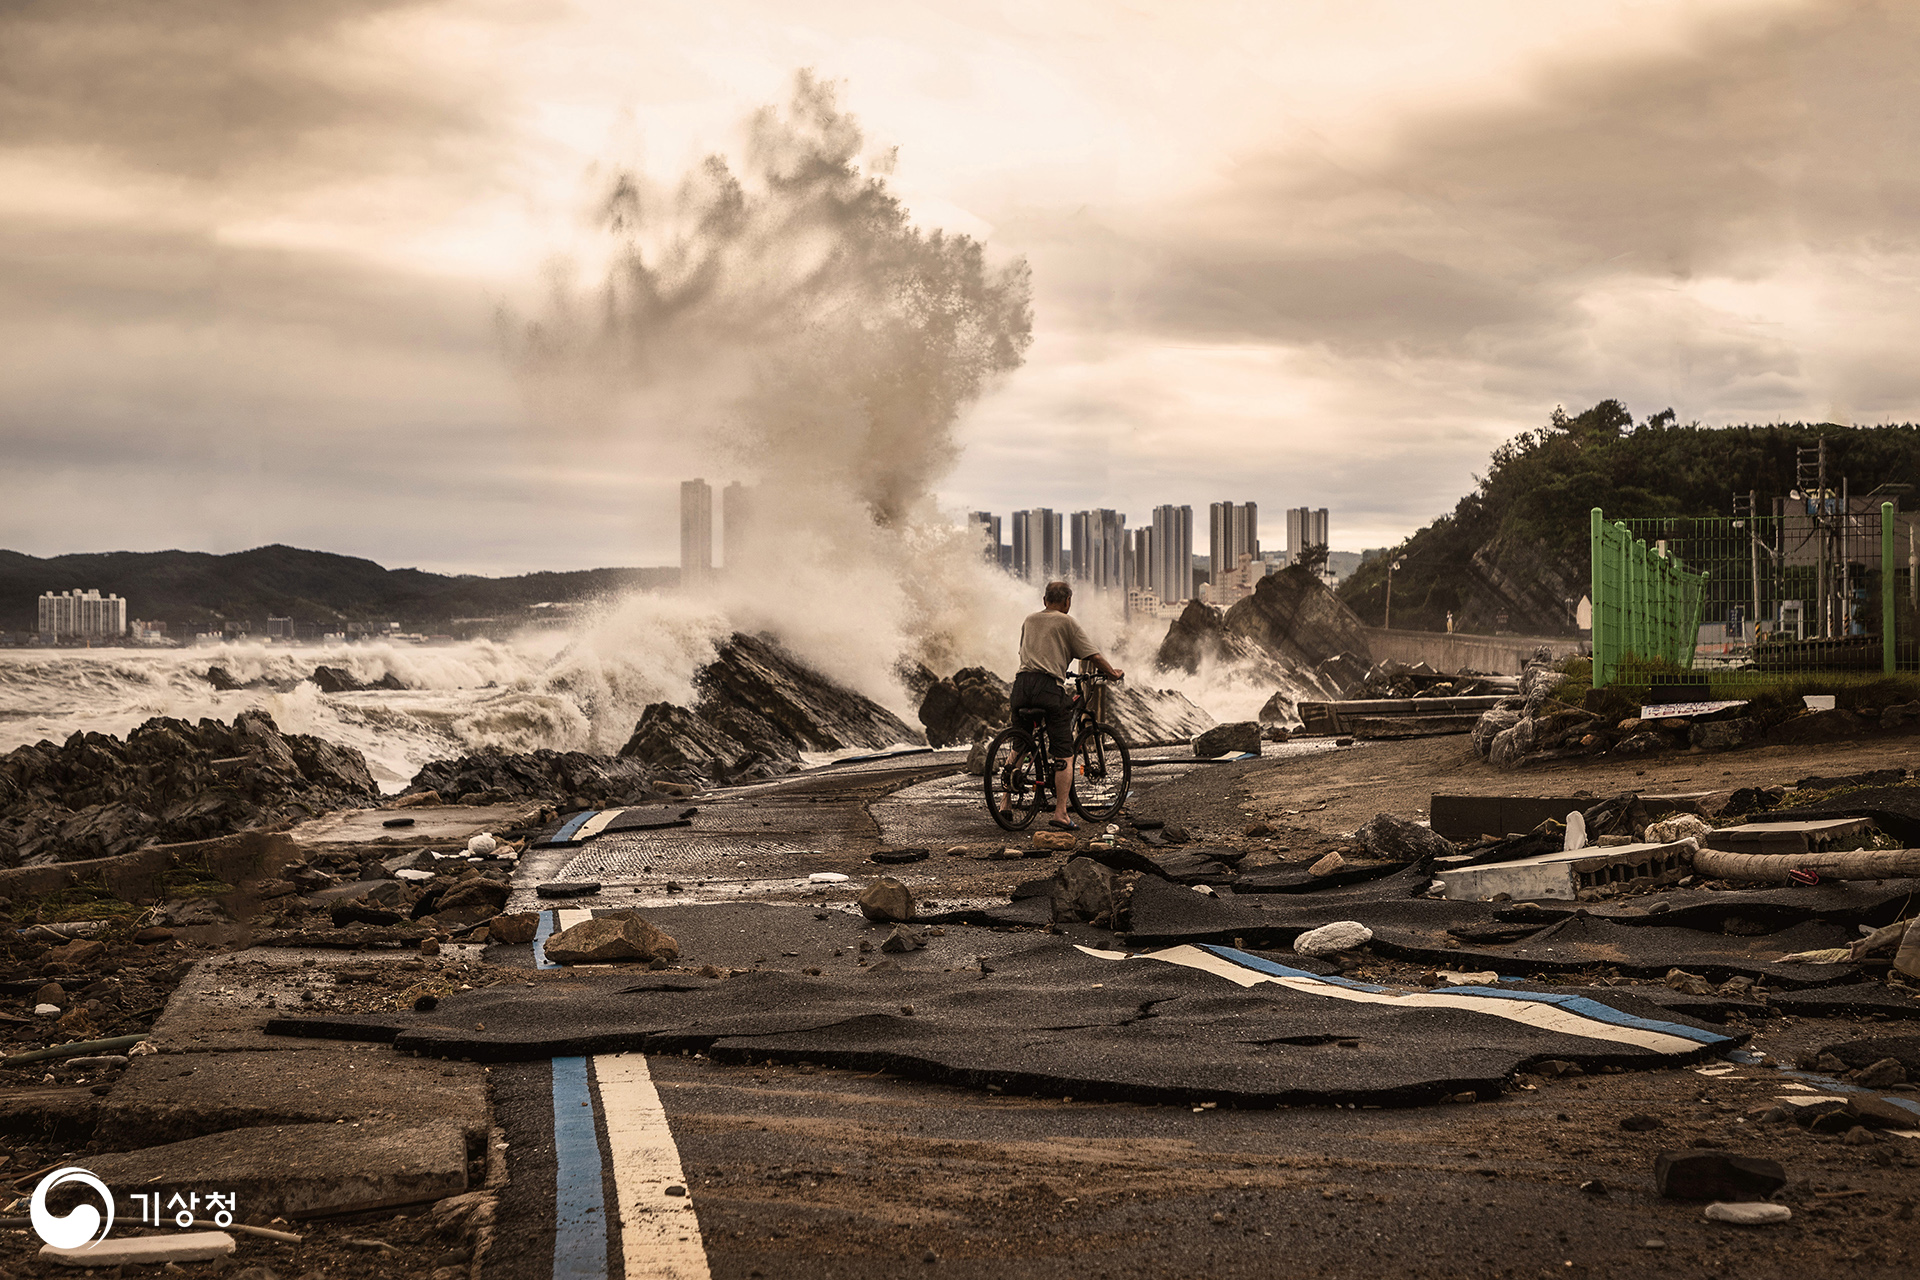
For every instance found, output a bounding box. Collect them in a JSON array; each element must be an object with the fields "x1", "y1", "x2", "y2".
[
  {"x1": 1777, "y1": 1070, "x2": 1920, "y2": 1115},
  {"x1": 533, "y1": 909, "x2": 558, "y2": 970},
  {"x1": 543, "y1": 810, "x2": 600, "y2": 846},
  {"x1": 551, "y1": 1056, "x2": 609, "y2": 1280},
  {"x1": 1411, "y1": 985, "x2": 1733, "y2": 1045},
  {"x1": 1197, "y1": 944, "x2": 1394, "y2": 993}
]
